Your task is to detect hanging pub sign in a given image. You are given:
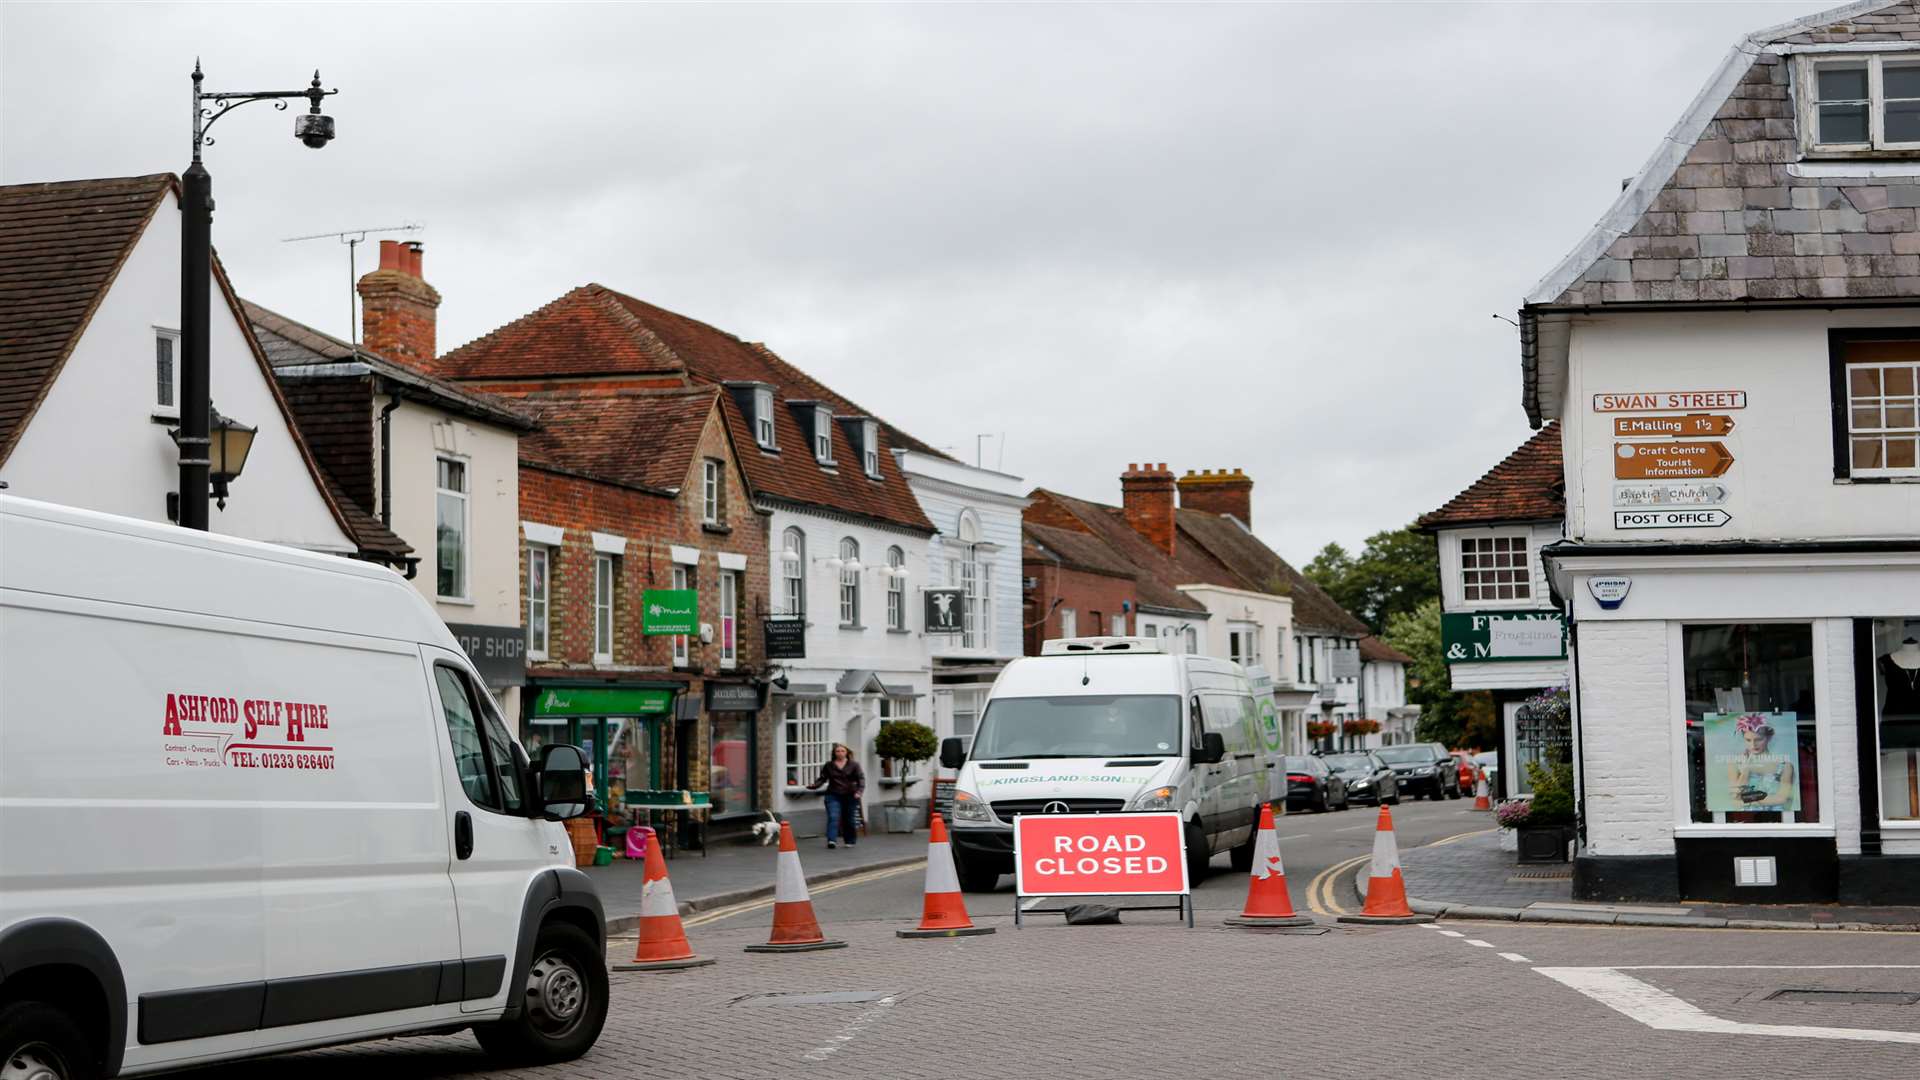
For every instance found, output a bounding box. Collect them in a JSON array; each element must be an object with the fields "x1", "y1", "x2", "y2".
[
  {"x1": 642, "y1": 589, "x2": 698, "y2": 636},
  {"x1": 705, "y1": 681, "x2": 765, "y2": 712},
  {"x1": 1441, "y1": 611, "x2": 1566, "y2": 663},
  {"x1": 924, "y1": 588, "x2": 965, "y2": 634},
  {"x1": 762, "y1": 616, "x2": 807, "y2": 659}
]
